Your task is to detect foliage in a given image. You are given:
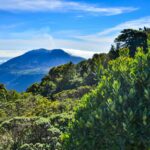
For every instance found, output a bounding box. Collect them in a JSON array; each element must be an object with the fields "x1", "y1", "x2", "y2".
[
  {"x1": 0, "y1": 116, "x2": 70, "y2": 150},
  {"x1": 108, "y1": 28, "x2": 150, "y2": 59},
  {"x1": 53, "y1": 86, "x2": 92, "y2": 101},
  {"x1": 27, "y1": 54, "x2": 109, "y2": 99},
  {"x1": 0, "y1": 85, "x2": 79, "y2": 149},
  {"x1": 115, "y1": 29, "x2": 148, "y2": 57},
  {"x1": 64, "y1": 48, "x2": 150, "y2": 150}
]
